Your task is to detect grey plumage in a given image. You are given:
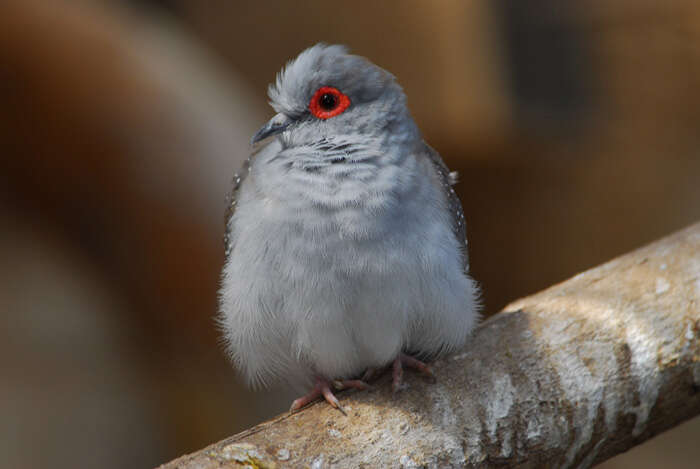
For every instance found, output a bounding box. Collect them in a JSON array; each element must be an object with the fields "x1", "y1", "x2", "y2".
[
  {"x1": 219, "y1": 44, "x2": 480, "y2": 402},
  {"x1": 223, "y1": 158, "x2": 249, "y2": 258},
  {"x1": 224, "y1": 144, "x2": 468, "y2": 271},
  {"x1": 423, "y1": 143, "x2": 469, "y2": 271}
]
